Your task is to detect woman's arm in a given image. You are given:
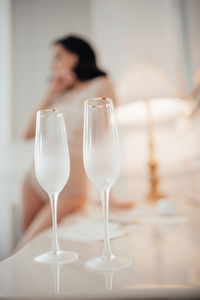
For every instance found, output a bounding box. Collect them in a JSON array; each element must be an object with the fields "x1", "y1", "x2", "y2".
[{"x1": 23, "y1": 92, "x2": 55, "y2": 140}]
